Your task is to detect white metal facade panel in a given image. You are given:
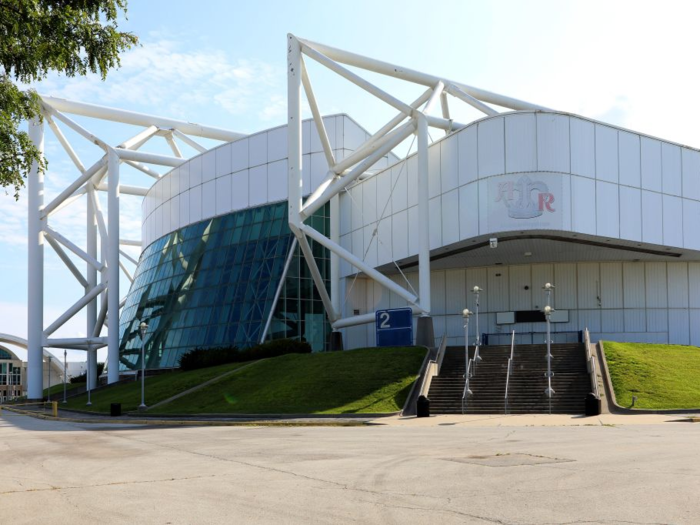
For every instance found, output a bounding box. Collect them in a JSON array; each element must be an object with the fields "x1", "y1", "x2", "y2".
[
  {"x1": 429, "y1": 141, "x2": 441, "y2": 199},
  {"x1": 441, "y1": 190, "x2": 459, "y2": 246},
  {"x1": 640, "y1": 137, "x2": 662, "y2": 192},
  {"x1": 459, "y1": 183, "x2": 479, "y2": 240},
  {"x1": 231, "y1": 139, "x2": 248, "y2": 173},
  {"x1": 407, "y1": 206, "x2": 419, "y2": 256},
  {"x1": 406, "y1": 155, "x2": 418, "y2": 208},
  {"x1": 618, "y1": 131, "x2": 640, "y2": 188},
  {"x1": 362, "y1": 176, "x2": 377, "y2": 224},
  {"x1": 231, "y1": 170, "x2": 249, "y2": 210},
  {"x1": 509, "y1": 265, "x2": 531, "y2": 310},
  {"x1": 623, "y1": 263, "x2": 645, "y2": 308},
  {"x1": 441, "y1": 135, "x2": 459, "y2": 193},
  {"x1": 645, "y1": 262, "x2": 668, "y2": 308},
  {"x1": 505, "y1": 113, "x2": 537, "y2": 174},
  {"x1": 201, "y1": 150, "x2": 215, "y2": 183},
  {"x1": 600, "y1": 262, "x2": 623, "y2": 308},
  {"x1": 376, "y1": 169, "x2": 392, "y2": 219},
  {"x1": 595, "y1": 125, "x2": 618, "y2": 184},
  {"x1": 554, "y1": 263, "x2": 577, "y2": 310},
  {"x1": 215, "y1": 143, "x2": 232, "y2": 178},
  {"x1": 189, "y1": 184, "x2": 202, "y2": 224},
  {"x1": 248, "y1": 165, "x2": 267, "y2": 206},
  {"x1": 683, "y1": 200, "x2": 700, "y2": 250},
  {"x1": 690, "y1": 310, "x2": 700, "y2": 345},
  {"x1": 465, "y1": 268, "x2": 488, "y2": 312},
  {"x1": 350, "y1": 185, "x2": 363, "y2": 232},
  {"x1": 267, "y1": 160, "x2": 287, "y2": 203},
  {"x1": 602, "y1": 309, "x2": 624, "y2": 333},
  {"x1": 668, "y1": 310, "x2": 690, "y2": 345},
  {"x1": 363, "y1": 224, "x2": 377, "y2": 269},
  {"x1": 458, "y1": 124, "x2": 478, "y2": 186},
  {"x1": 624, "y1": 309, "x2": 646, "y2": 332},
  {"x1": 667, "y1": 262, "x2": 689, "y2": 308},
  {"x1": 531, "y1": 264, "x2": 553, "y2": 309},
  {"x1": 391, "y1": 163, "x2": 408, "y2": 213},
  {"x1": 619, "y1": 186, "x2": 642, "y2": 241},
  {"x1": 577, "y1": 263, "x2": 600, "y2": 309},
  {"x1": 579, "y1": 310, "x2": 601, "y2": 332},
  {"x1": 391, "y1": 210, "x2": 408, "y2": 260},
  {"x1": 571, "y1": 176, "x2": 596, "y2": 235},
  {"x1": 646, "y1": 309, "x2": 668, "y2": 333},
  {"x1": 376, "y1": 218, "x2": 392, "y2": 267},
  {"x1": 596, "y1": 181, "x2": 620, "y2": 238},
  {"x1": 690, "y1": 263, "x2": 700, "y2": 308},
  {"x1": 429, "y1": 197, "x2": 442, "y2": 250},
  {"x1": 682, "y1": 148, "x2": 700, "y2": 200},
  {"x1": 201, "y1": 180, "x2": 216, "y2": 219},
  {"x1": 641, "y1": 190, "x2": 662, "y2": 244},
  {"x1": 662, "y1": 194, "x2": 683, "y2": 247},
  {"x1": 445, "y1": 269, "x2": 466, "y2": 313},
  {"x1": 570, "y1": 118, "x2": 595, "y2": 178},
  {"x1": 431, "y1": 271, "x2": 446, "y2": 315},
  {"x1": 477, "y1": 117, "x2": 505, "y2": 178},
  {"x1": 661, "y1": 142, "x2": 682, "y2": 196},
  {"x1": 487, "y1": 267, "x2": 509, "y2": 312},
  {"x1": 215, "y1": 175, "x2": 232, "y2": 215},
  {"x1": 537, "y1": 113, "x2": 569, "y2": 173}
]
